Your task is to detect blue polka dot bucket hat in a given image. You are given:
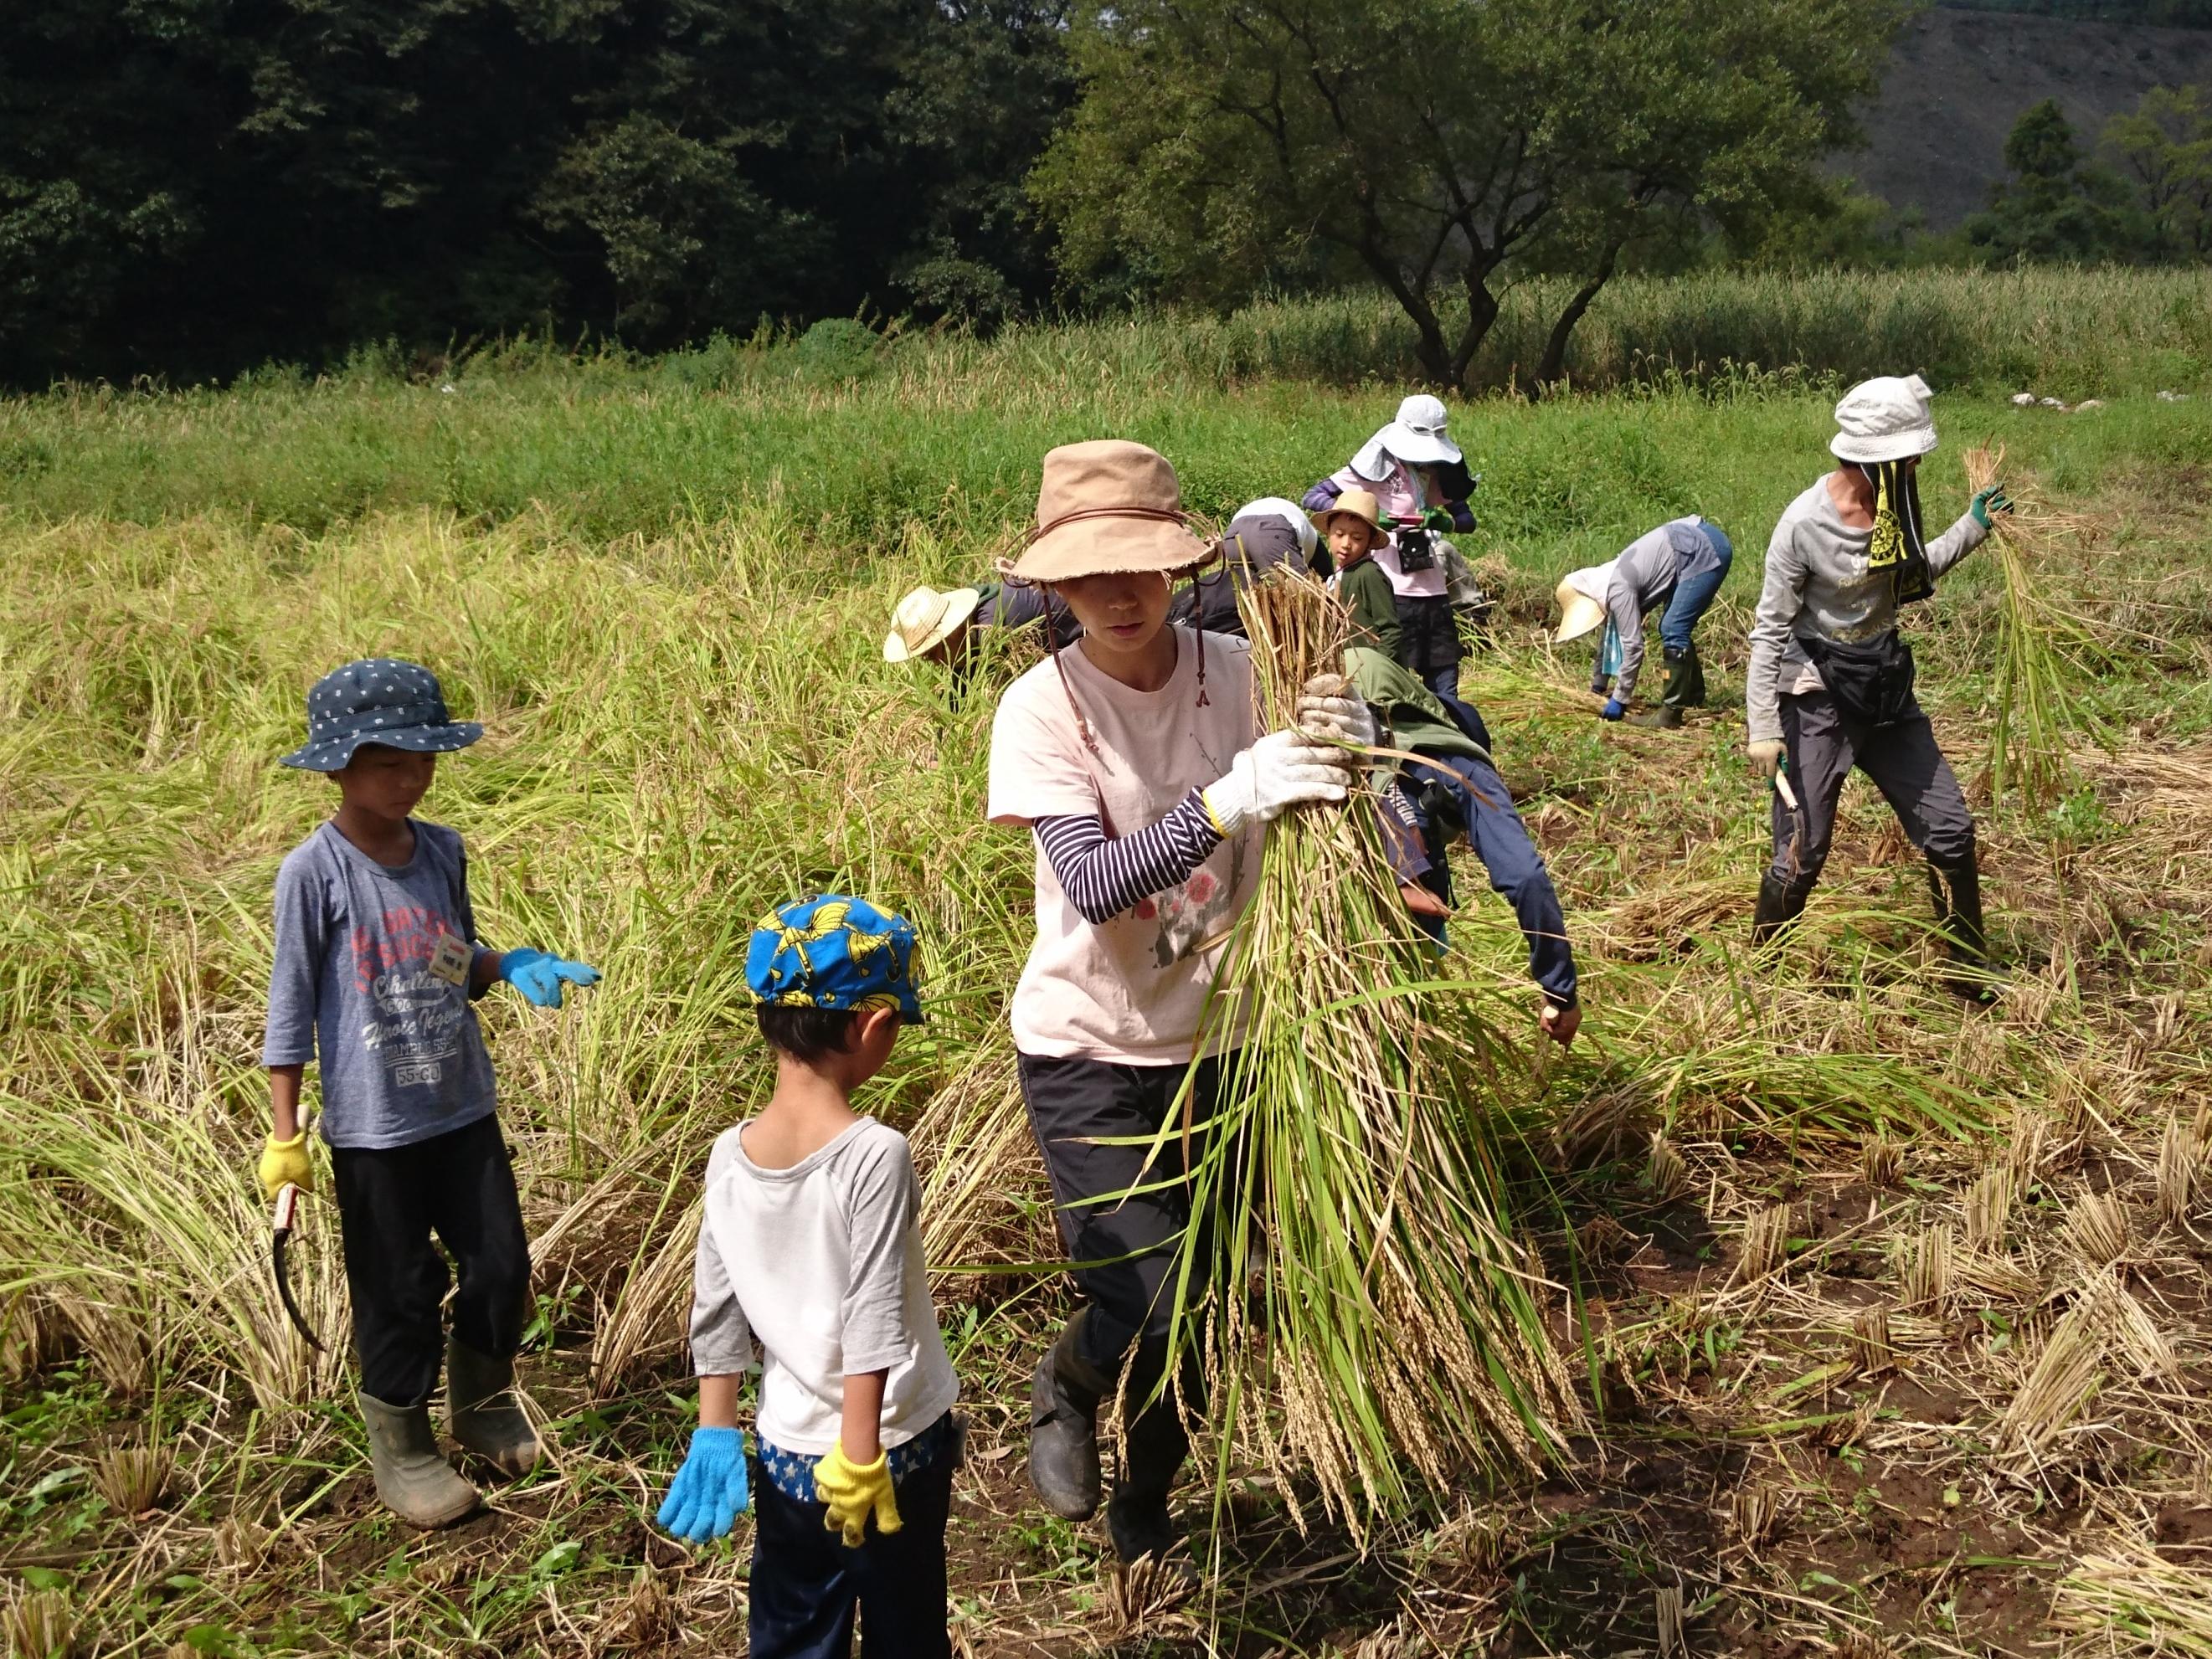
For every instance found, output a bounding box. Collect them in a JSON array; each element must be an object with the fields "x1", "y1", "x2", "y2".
[
  {"x1": 746, "y1": 896, "x2": 924, "y2": 1025},
  {"x1": 280, "y1": 659, "x2": 484, "y2": 772}
]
